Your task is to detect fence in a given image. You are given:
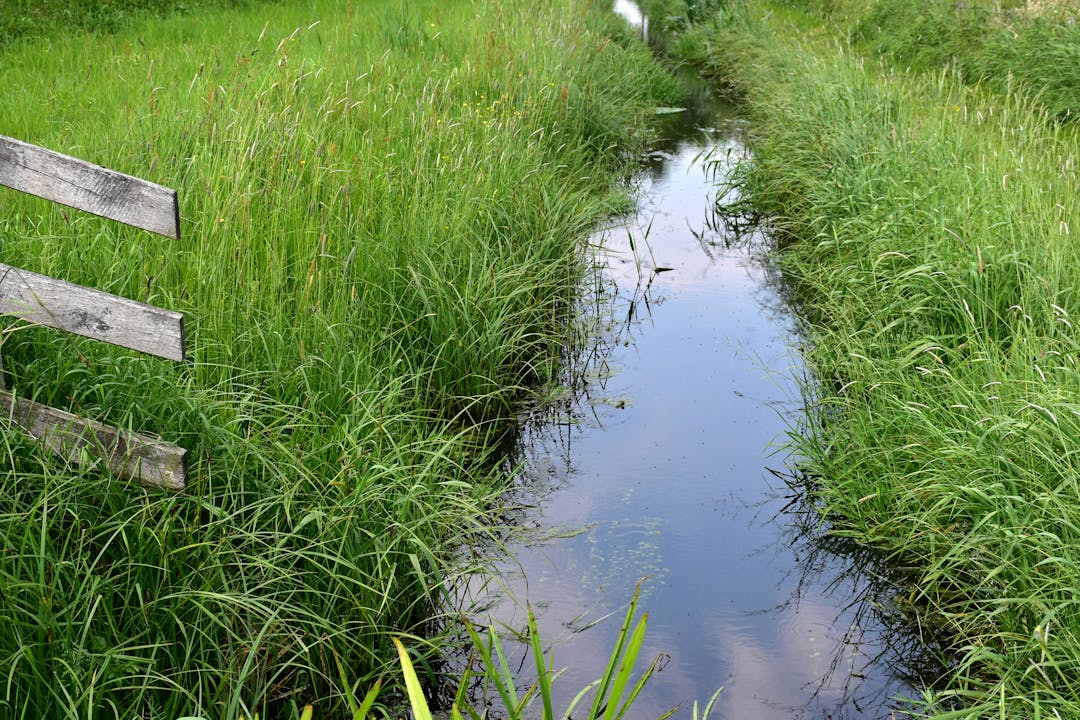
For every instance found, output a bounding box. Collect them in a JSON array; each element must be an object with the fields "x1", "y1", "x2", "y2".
[{"x1": 0, "y1": 134, "x2": 187, "y2": 490}]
